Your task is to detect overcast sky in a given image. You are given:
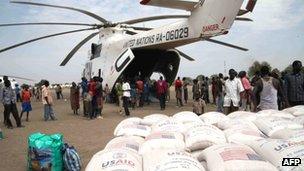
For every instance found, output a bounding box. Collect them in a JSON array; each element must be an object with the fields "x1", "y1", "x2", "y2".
[{"x1": 0, "y1": 0, "x2": 303, "y2": 84}]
